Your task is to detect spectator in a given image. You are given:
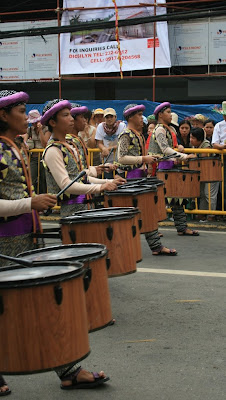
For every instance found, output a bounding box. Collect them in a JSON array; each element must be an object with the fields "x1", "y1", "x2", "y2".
[
  {"x1": 142, "y1": 115, "x2": 148, "y2": 140},
  {"x1": 96, "y1": 107, "x2": 126, "y2": 178},
  {"x1": 146, "y1": 119, "x2": 157, "y2": 150},
  {"x1": 78, "y1": 109, "x2": 100, "y2": 166},
  {"x1": 25, "y1": 109, "x2": 50, "y2": 193},
  {"x1": 190, "y1": 127, "x2": 219, "y2": 219},
  {"x1": 191, "y1": 114, "x2": 207, "y2": 128},
  {"x1": 177, "y1": 119, "x2": 192, "y2": 148},
  {"x1": 93, "y1": 108, "x2": 104, "y2": 127},
  {"x1": 212, "y1": 100, "x2": 226, "y2": 210},
  {"x1": 204, "y1": 119, "x2": 215, "y2": 143},
  {"x1": 170, "y1": 112, "x2": 179, "y2": 135}
]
